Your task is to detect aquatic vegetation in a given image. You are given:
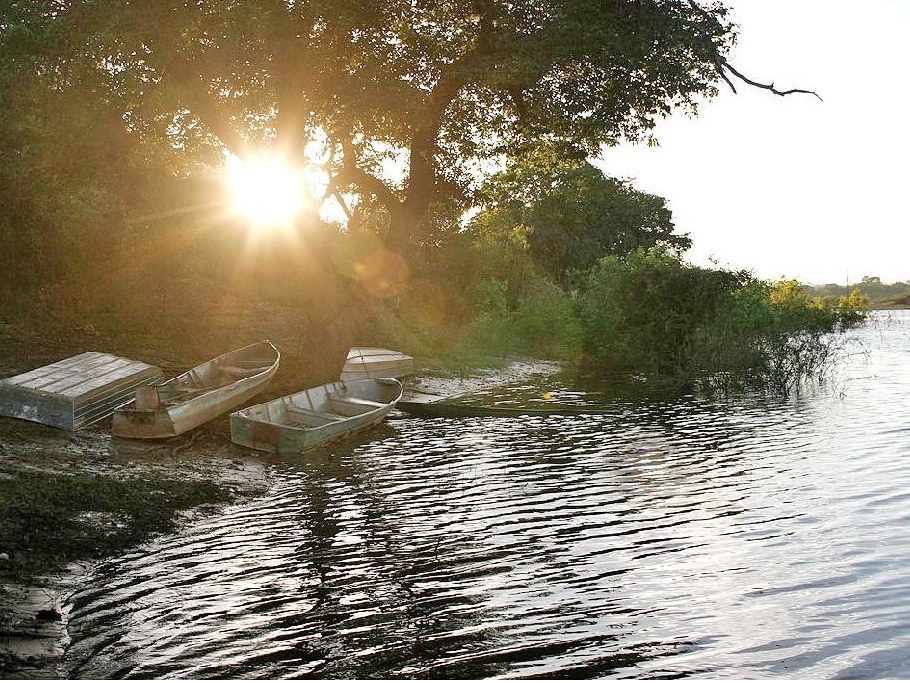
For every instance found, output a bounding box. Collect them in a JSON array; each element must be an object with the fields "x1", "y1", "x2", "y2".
[{"x1": 0, "y1": 467, "x2": 235, "y2": 580}]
